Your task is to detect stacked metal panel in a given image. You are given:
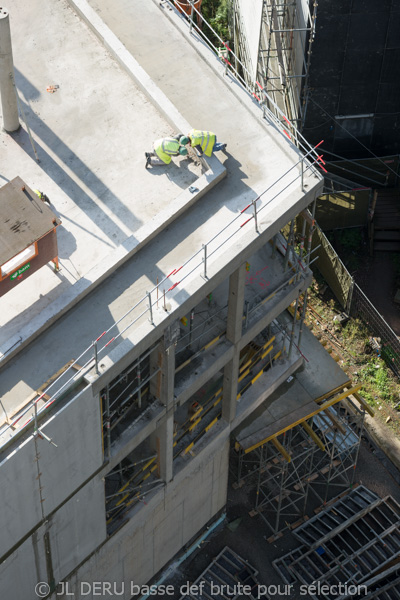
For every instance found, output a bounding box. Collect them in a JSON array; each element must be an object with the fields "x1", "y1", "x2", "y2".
[{"x1": 273, "y1": 486, "x2": 400, "y2": 600}]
